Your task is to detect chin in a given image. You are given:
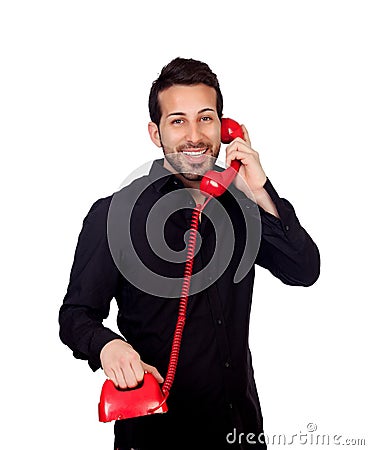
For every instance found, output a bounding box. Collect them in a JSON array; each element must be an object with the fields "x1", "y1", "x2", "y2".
[{"x1": 181, "y1": 172, "x2": 203, "y2": 181}]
